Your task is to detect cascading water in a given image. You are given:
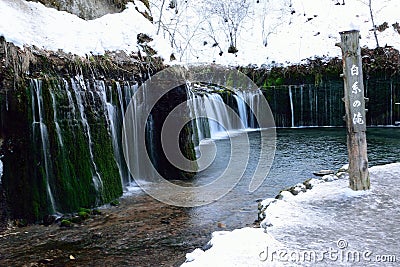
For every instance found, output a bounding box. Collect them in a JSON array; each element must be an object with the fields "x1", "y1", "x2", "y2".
[
  {"x1": 97, "y1": 80, "x2": 135, "y2": 187},
  {"x1": 49, "y1": 90, "x2": 63, "y2": 147},
  {"x1": 123, "y1": 82, "x2": 157, "y2": 182},
  {"x1": 0, "y1": 159, "x2": 2, "y2": 185},
  {"x1": 30, "y1": 79, "x2": 57, "y2": 213},
  {"x1": 187, "y1": 87, "x2": 263, "y2": 143},
  {"x1": 288, "y1": 86, "x2": 295, "y2": 128},
  {"x1": 234, "y1": 92, "x2": 249, "y2": 129},
  {"x1": 70, "y1": 76, "x2": 104, "y2": 199}
]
